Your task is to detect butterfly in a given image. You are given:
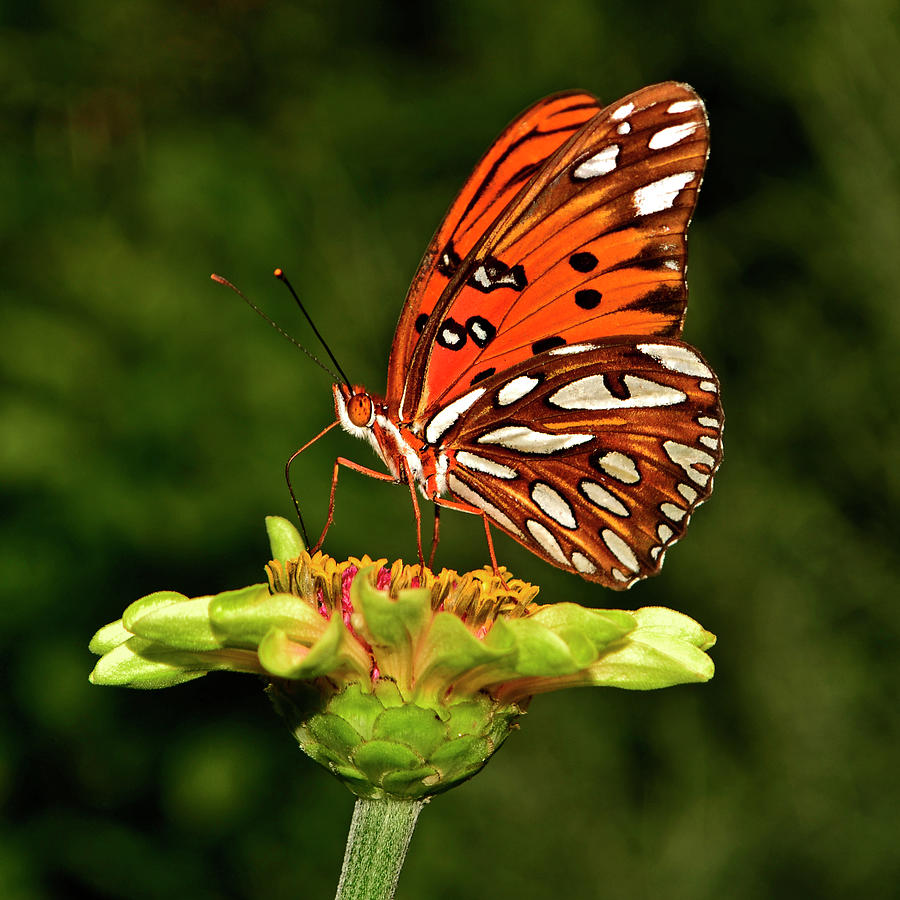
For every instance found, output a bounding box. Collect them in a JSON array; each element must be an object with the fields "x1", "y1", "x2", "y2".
[{"x1": 315, "y1": 82, "x2": 722, "y2": 589}]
